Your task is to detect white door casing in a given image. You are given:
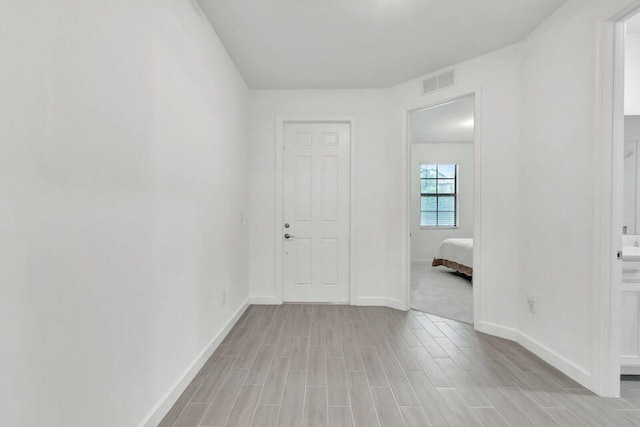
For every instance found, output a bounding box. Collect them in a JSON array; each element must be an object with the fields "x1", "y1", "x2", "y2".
[
  {"x1": 624, "y1": 141, "x2": 638, "y2": 234},
  {"x1": 402, "y1": 90, "x2": 482, "y2": 320},
  {"x1": 281, "y1": 122, "x2": 351, "y2": 302}
]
